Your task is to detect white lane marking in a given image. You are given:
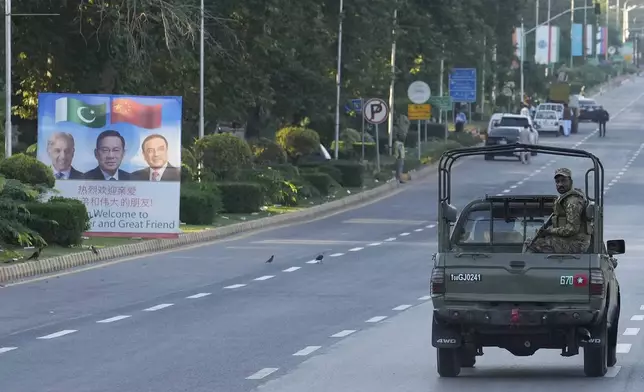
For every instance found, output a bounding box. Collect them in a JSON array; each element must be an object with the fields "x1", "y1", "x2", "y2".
[
  {"x1": 246, "y1": 368, "x2": 279, "y2": 380},
  {"x1": 535, "y1": 169, "x2": 542, "y2": 173},
  {"x1": 186, "y1": 292, "x2": 211, "y2": 299},
  {"x1": 502, "y1": 189, "x2": 510, "y2": 193},
  {"x1": 37, "y1": 330, "x2": 77, "y2": 340},
  {"x1": 224, "y1": 284, "x2": 246, "y2": 289},
  {"x1": 96, "y1": 315, "x2": 131, "y2": 323},
  {"x1": 399, "y1": 232, "x2": 410, "y2": 236},
  {"x1": 639, "y1": 305, "x2": 644, "y2": 311},
  {"x1": 306, "y1": 260, "x2": 321, "y2": 264},
  {"x1": 283, "y1": 266, "x2": 301, "y2": 272},
  {"x1": 393, "y1": 304, "x2": 412, "y2": 311},
  {"x1": 331, "y1": 329, "x2": 357, "y2": 338},
  {"x1": 426, "y1": 224, "x2": 436, "y2": 229},
  {"x1": 495, "y1": 193, "x2": 503, "y2": 196},
  {"x1": 329, "y1": 253, "x2": 344, "y2": 257},
  {"x1": 348, "y1": 247, "x2": 364, "y2": 252},
  {"x1": 418, "y1": 295, "x2": 432, "y2": 301},
  {"x1": 414, "y1": 228, "x2": 423, "y2": 232},
  {"x1": 616, "y1": 343, "x2": 632, "y2": 353},
  {"x1": 367, "y1": 242, "x2": 382, "y2": 246},
  {"x1": 619, "y1": 171, "x2": 625, "y2": 175},
  {"x1": 517, "y1": 181, "x2": 524, "y2": 185},
  {"x1": 630, "y1": 315, "x2": 644, "y2": 321},
  {"x1": 254, "y1": 275, "x2": 275, "y2": 281},
  {"x1": 605, "y1": 366, "x2": 622, "y2": 378},
  {"x1": 144, "y1": 303, "x2": 174, "y2": 312},
  {"x1": 510, "y1": 185, "x2": 517, "y2": 189},
  {"x1": 366, "y1": 316, "x2": 388, "y2": 323},
  {"x1": 293, "y1": 346, "x2": 322, "y2": 356},
  {"x1": 0, "y1": 347, "x2": 17, "y2": 354},
  {"x1": 384, "y1": 237, "x2": 396, "y2": 242},
  {"x1": 623, "y1": 327, "x2": 640, "y2": 336}
]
